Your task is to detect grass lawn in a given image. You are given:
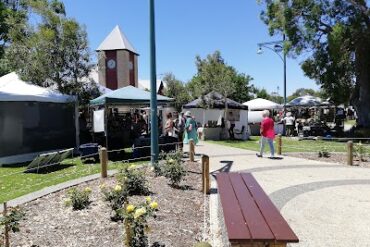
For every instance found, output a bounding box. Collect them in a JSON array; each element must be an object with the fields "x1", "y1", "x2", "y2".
[
  {"x1": 0, "y1": 158, "x2": 143, "y2": 203},
  {"x1": 208, "y1": 136, "x2": 357, "y2": 153}
]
